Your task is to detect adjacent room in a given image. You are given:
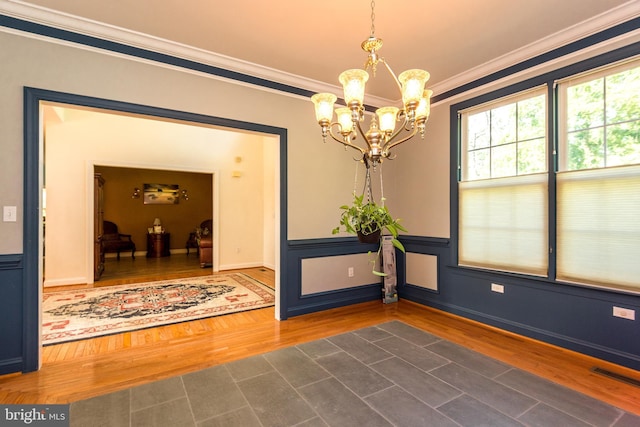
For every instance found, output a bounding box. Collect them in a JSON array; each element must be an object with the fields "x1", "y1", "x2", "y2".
[{"x1": 41, "y1": 103, "x2": 279, "y2": 344}]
